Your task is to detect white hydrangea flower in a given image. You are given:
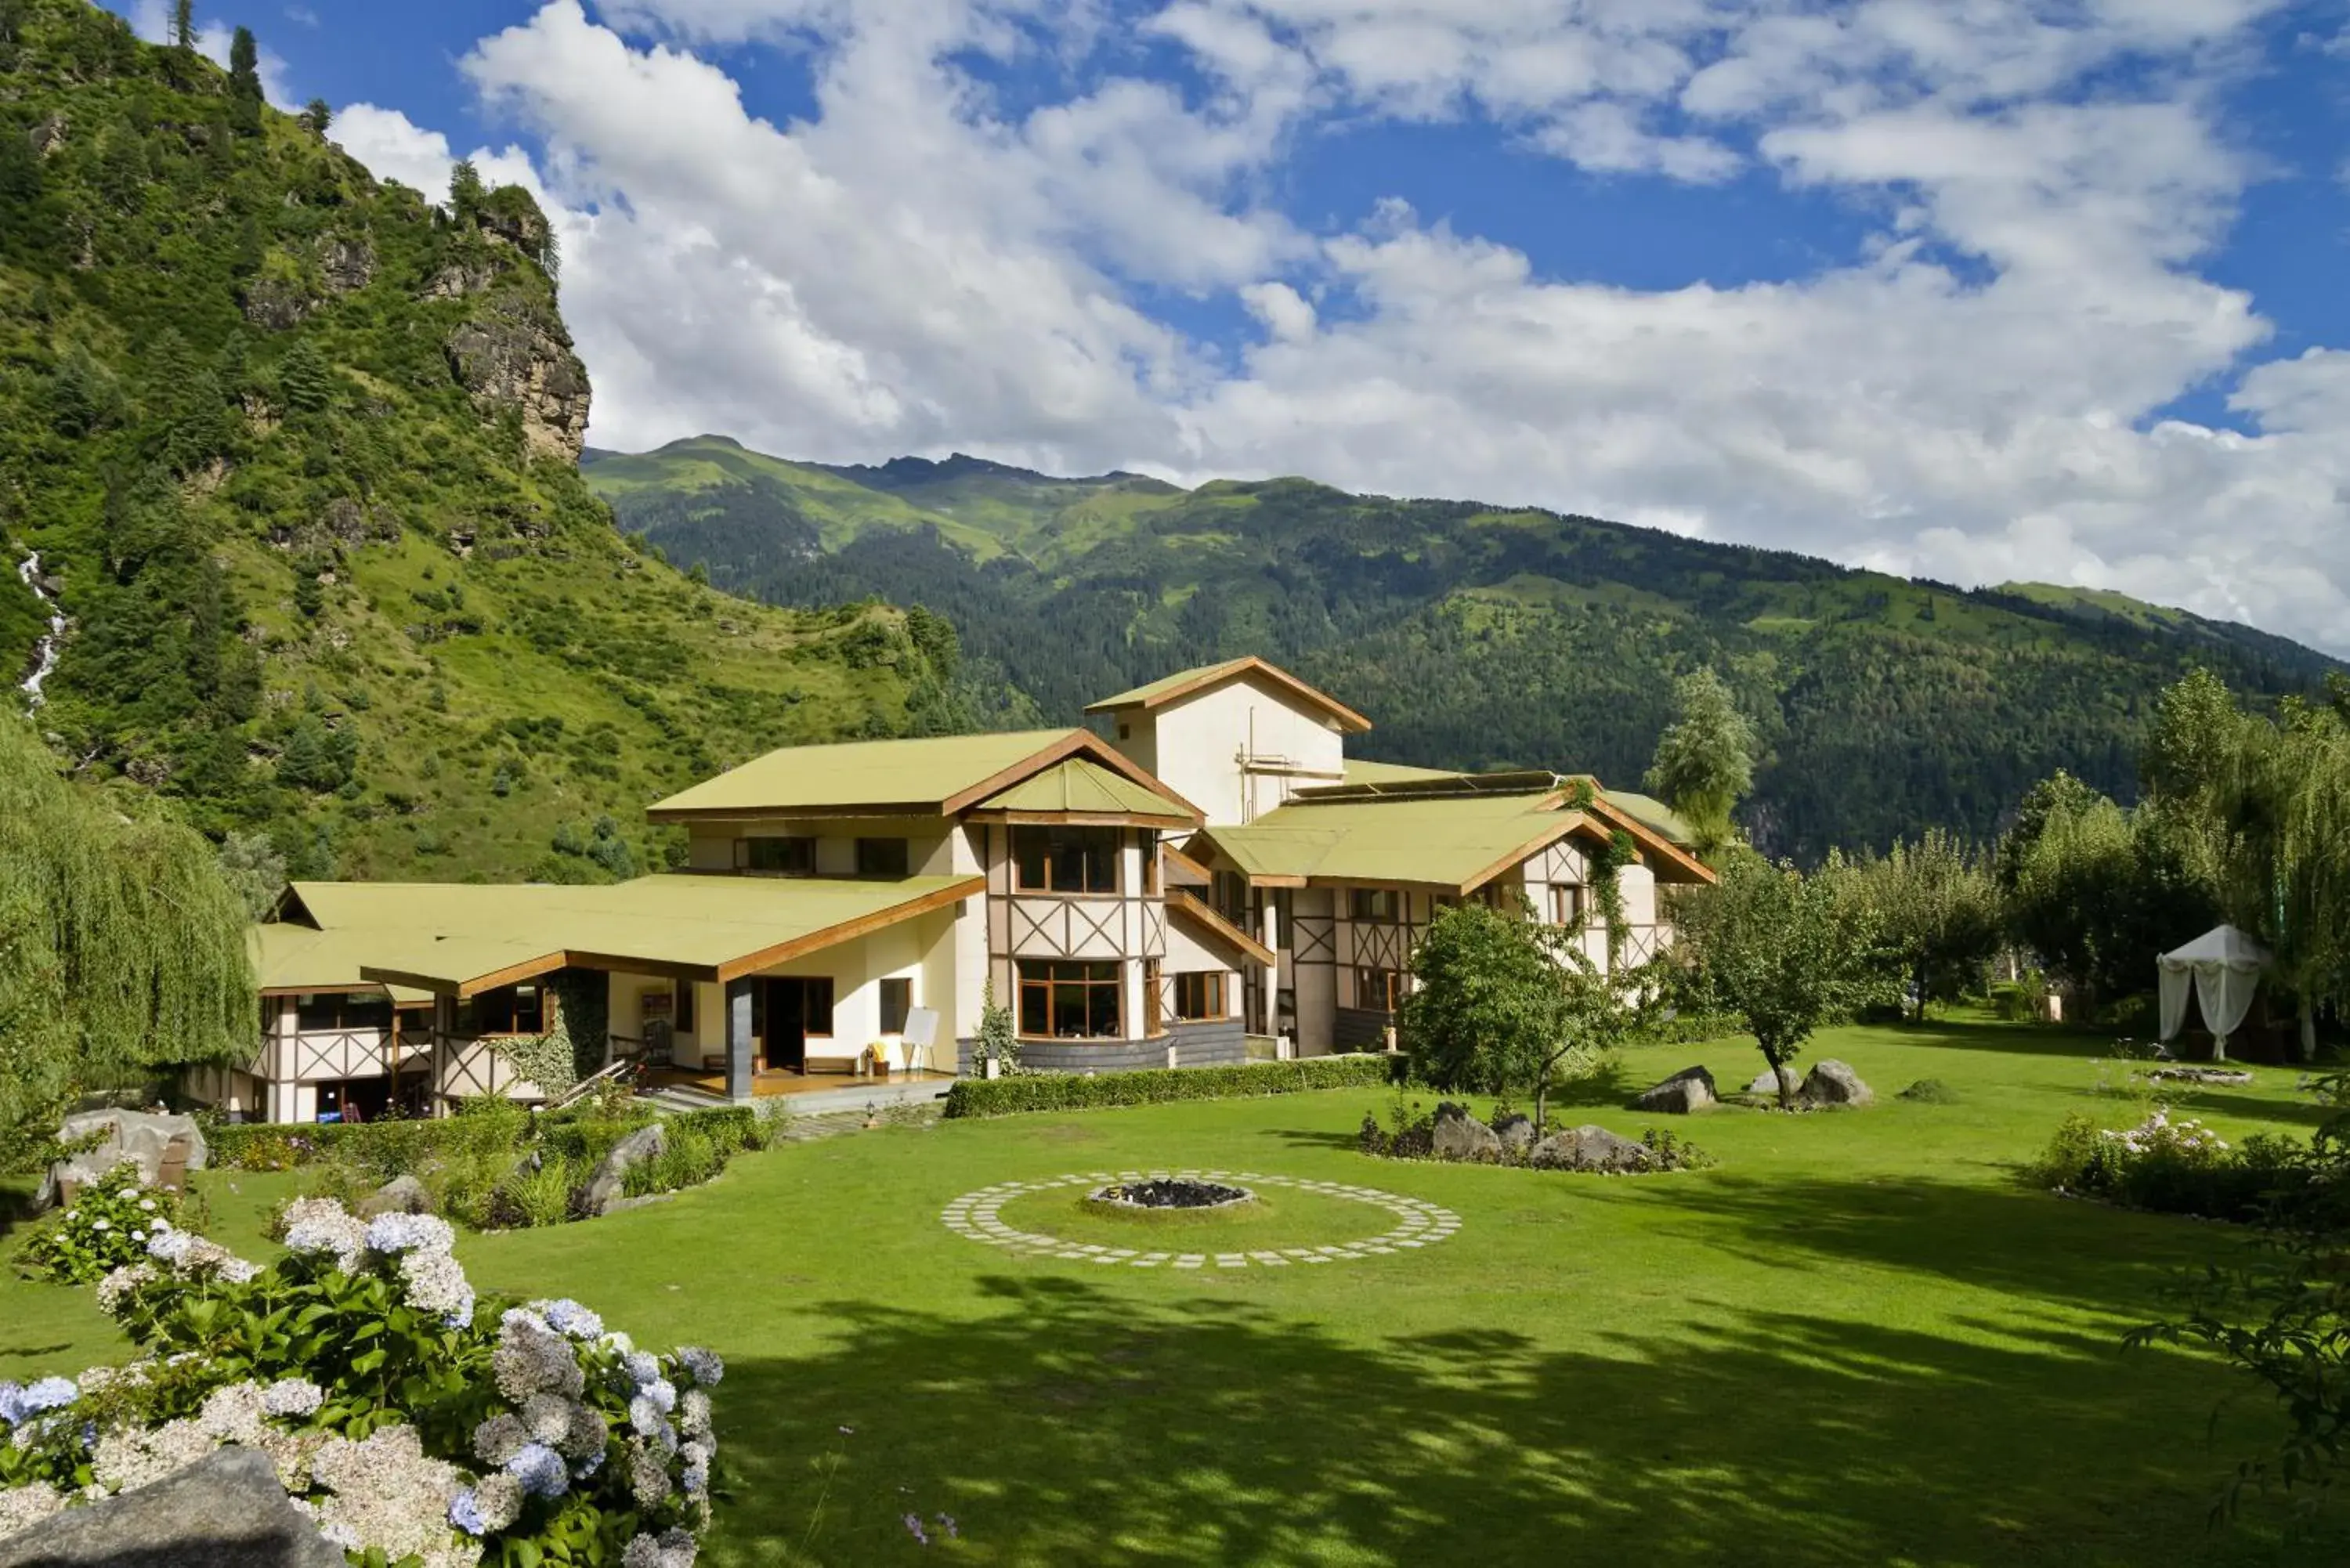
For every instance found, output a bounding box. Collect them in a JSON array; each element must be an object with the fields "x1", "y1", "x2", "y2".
[
  {"x1": 678, "y1": 1389, "x2": 713, "y2": 1440},
  {"x1": 521, "y1": 1393, "x2": 575, "y2": 1445},
  {"x1": 263, "y1": 1379, "x2": 326, "y2": 1419},
  {"x1": 279, "y1": 1198, "x2": 369, "y2": 1273},
  {"x1": 92, "y1": 1417, "x2": 218, "y2": 1494},
  {"x1": 399, "y1": 1249, "x2": 476, "y2": 1329},
  {"x1": 472, "y1": 1414, "x2": 528, "y2": 1468},
  {"x1": 0, "y1": 1480, "x2": 70, "y2": 1541},
  {"x1": 96, "y1": 1263, "x2": 157, "y2": 1315},
  {"x1": 307, "y1": 1422, "x2": 477, "y2": 1568},
  {"x1": 493, "y1": 1317, "x2": 584, "y2": 1403}
]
